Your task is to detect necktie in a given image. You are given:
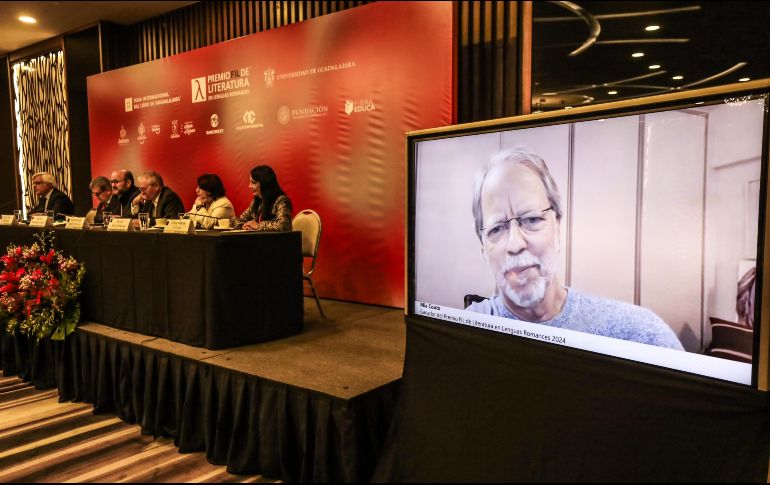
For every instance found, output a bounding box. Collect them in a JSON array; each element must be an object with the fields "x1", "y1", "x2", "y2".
[
  {"x1": 147, "y1": 201, "x2": 155, "y2": 218},
  {"x1": 39, "y1": 196, "x2": 47, "y2": 211}
]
